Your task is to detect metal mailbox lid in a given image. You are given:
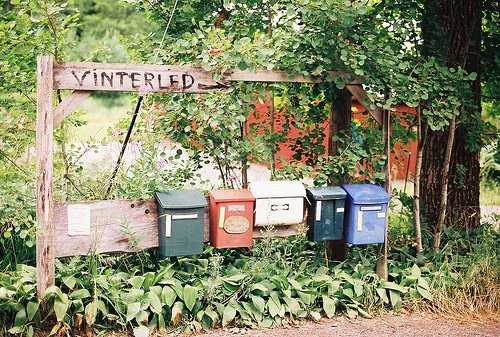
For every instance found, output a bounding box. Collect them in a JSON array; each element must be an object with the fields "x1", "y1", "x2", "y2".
[
  {"x1": 341, "y1": 184, "x2": 390, "y2": 204},
  {"x1": 209, "y1": 189, "x2": 255, "y2": 203},
  {"x1": 248, "y1": 180, "x2": 306, "y2": 199},
  {"x1": 306, "y1": 186, "x2": 346, "y2": 201},
  {"x1": 155, "y1": 190, "x2": 207, "y2": 209}
]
